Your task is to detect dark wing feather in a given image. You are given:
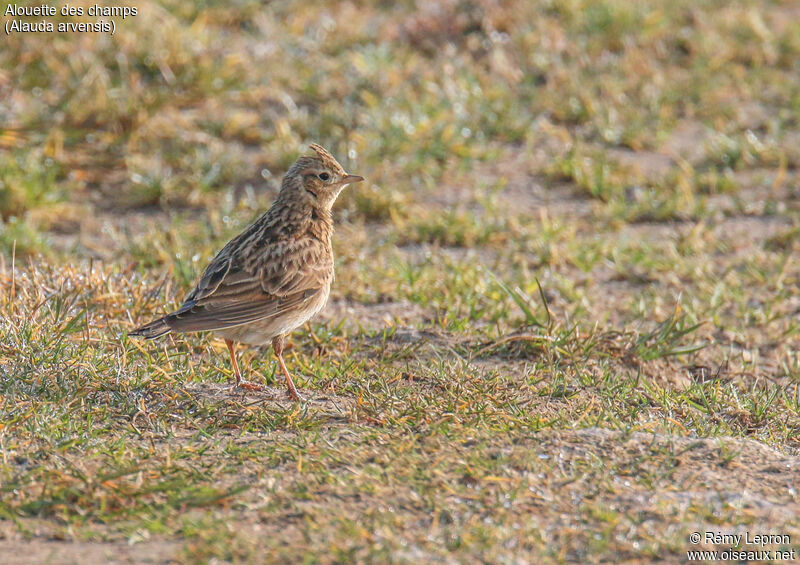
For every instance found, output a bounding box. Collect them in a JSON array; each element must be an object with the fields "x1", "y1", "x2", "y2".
[{"x1": 162, "y1": 236, "x2": 331, "y2": 334}]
